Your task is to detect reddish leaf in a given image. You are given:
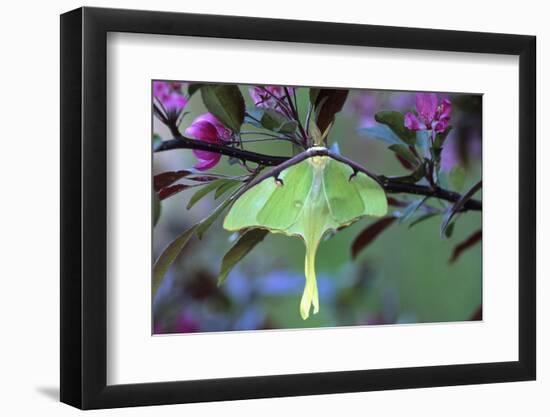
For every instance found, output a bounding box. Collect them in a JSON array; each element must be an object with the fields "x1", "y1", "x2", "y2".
[
  {"x1": 395, "y1": 153, "x2": 415, "y2": 170},
  {"x1": 351, "y1": 217, "x2": 396, "y2": 259},
  {"x1": 449, "y1": 229, "x2": 482, "y2": 264},
  {"x1": 154, "y1": 170, "x2": 192, "y2": 191},
  {"x1": 469, "y1": 305, "x2": 482, "y2": 321},
  {"x1": 186, "y1": 175, "x2": 219, "y2": 183},
  {"x1": 158, "y1": 184, "x2": 187, "y2": 200},
  {"x1": 314, "y1": 89, "x2": 349, "y2": 133},
  {"x1": 387, "y1": 197, "x2": 408, "y2": 207}
]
